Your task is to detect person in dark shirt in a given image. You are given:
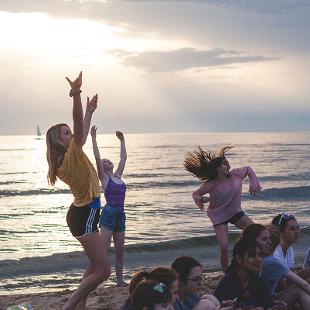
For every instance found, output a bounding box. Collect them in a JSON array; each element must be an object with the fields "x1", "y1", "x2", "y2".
[{"x1": 214, "y1": 238, "x2": 273, "y2": 310}]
